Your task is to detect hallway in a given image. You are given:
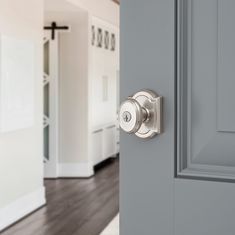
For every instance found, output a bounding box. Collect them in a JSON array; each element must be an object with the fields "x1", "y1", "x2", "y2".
[{"x1": 2, "y1": 159, "x2": 119, "y2": 235}]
